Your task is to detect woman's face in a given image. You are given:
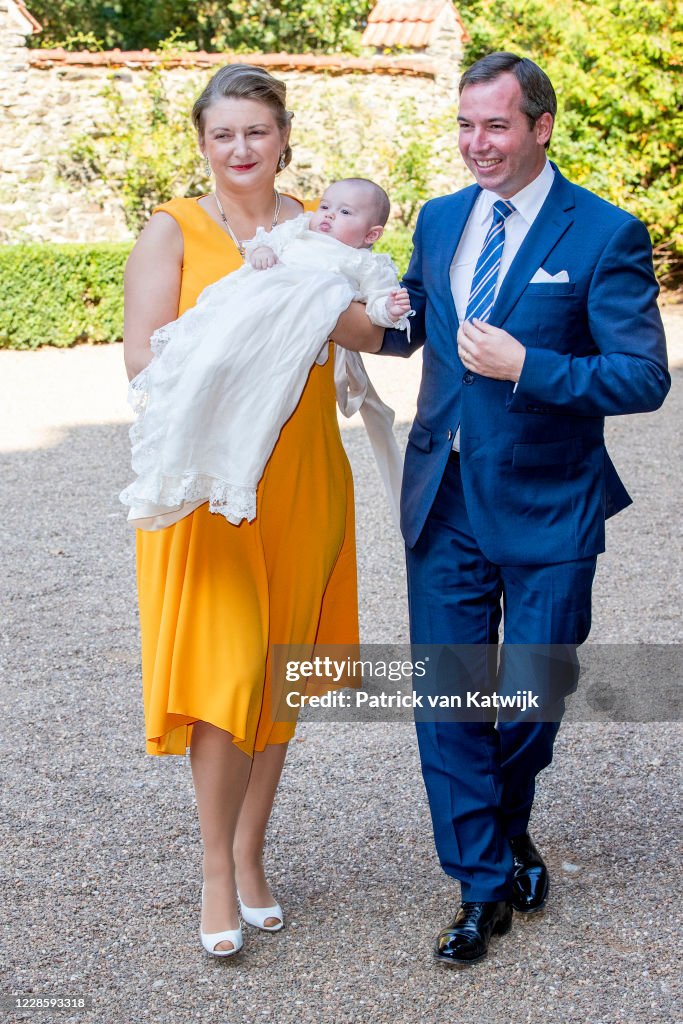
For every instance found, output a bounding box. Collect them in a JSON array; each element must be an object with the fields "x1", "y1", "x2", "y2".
[{"x1": 200, "y1": 97, "x2": 288, "y2": 191}]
